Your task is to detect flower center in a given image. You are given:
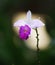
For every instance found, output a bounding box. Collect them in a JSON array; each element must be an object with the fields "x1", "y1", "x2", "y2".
[{"x1": 24, "y1": 29, "x2": 27, "y2": 32}]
